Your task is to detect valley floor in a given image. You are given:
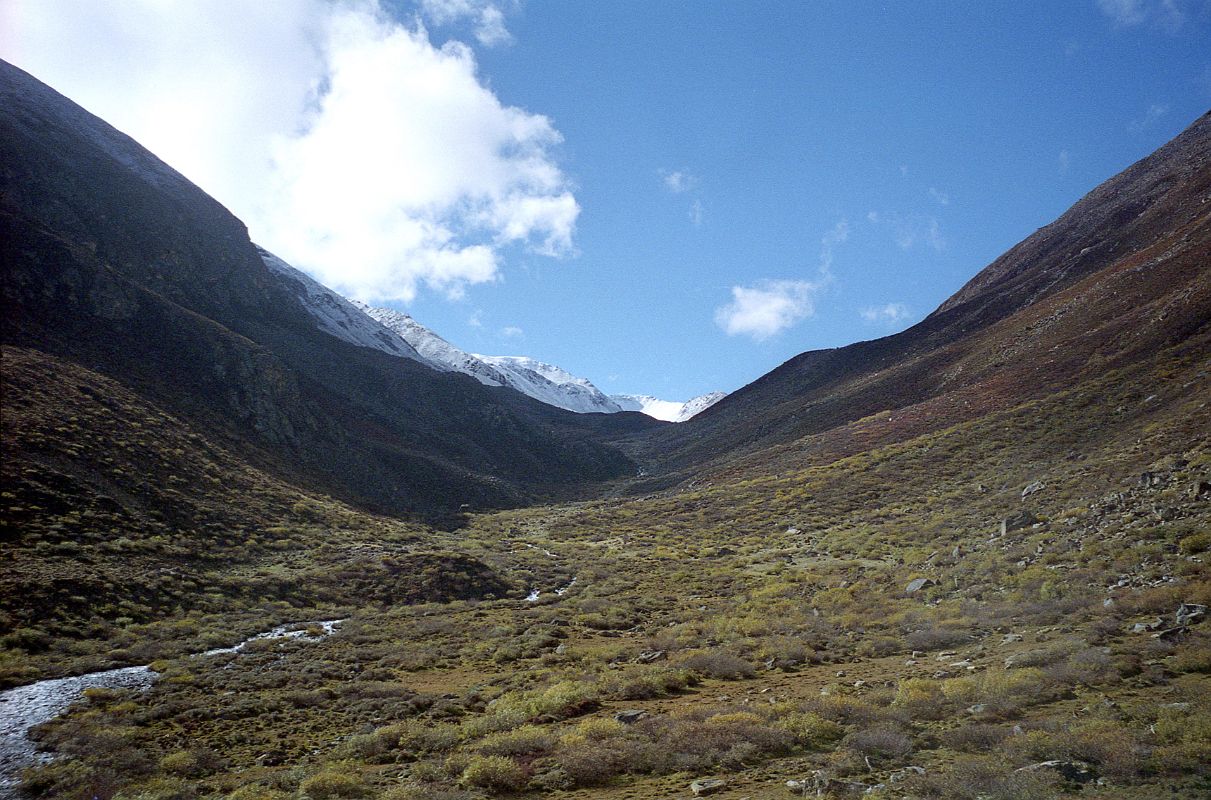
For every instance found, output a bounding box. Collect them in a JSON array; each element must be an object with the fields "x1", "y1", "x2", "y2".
[{"x1": 4, "y1": 347, "x2": 1210, "y2": 800}]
